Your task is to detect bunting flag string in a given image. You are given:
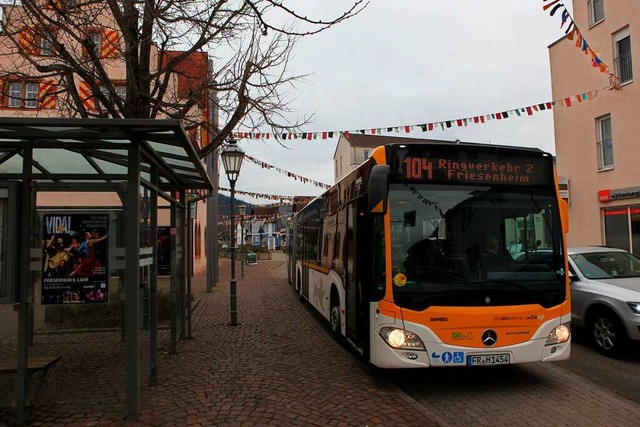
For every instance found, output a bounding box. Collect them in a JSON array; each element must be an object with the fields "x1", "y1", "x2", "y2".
[
  {"x1": 231, "y1": 85, "x2": 607, "y2": 142},
  {"x1": 243, "y1": 154, "x2": 331, "y2": 189},
  {"x1": 217, "y1": 213, "x2": 284, "y2": 222},
  {"x1": 219, "y1": 186, "x2": 297, "y2": 202},
  {"x1": 542, "y1": 0, "x2": 620, "y2": 89}
]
